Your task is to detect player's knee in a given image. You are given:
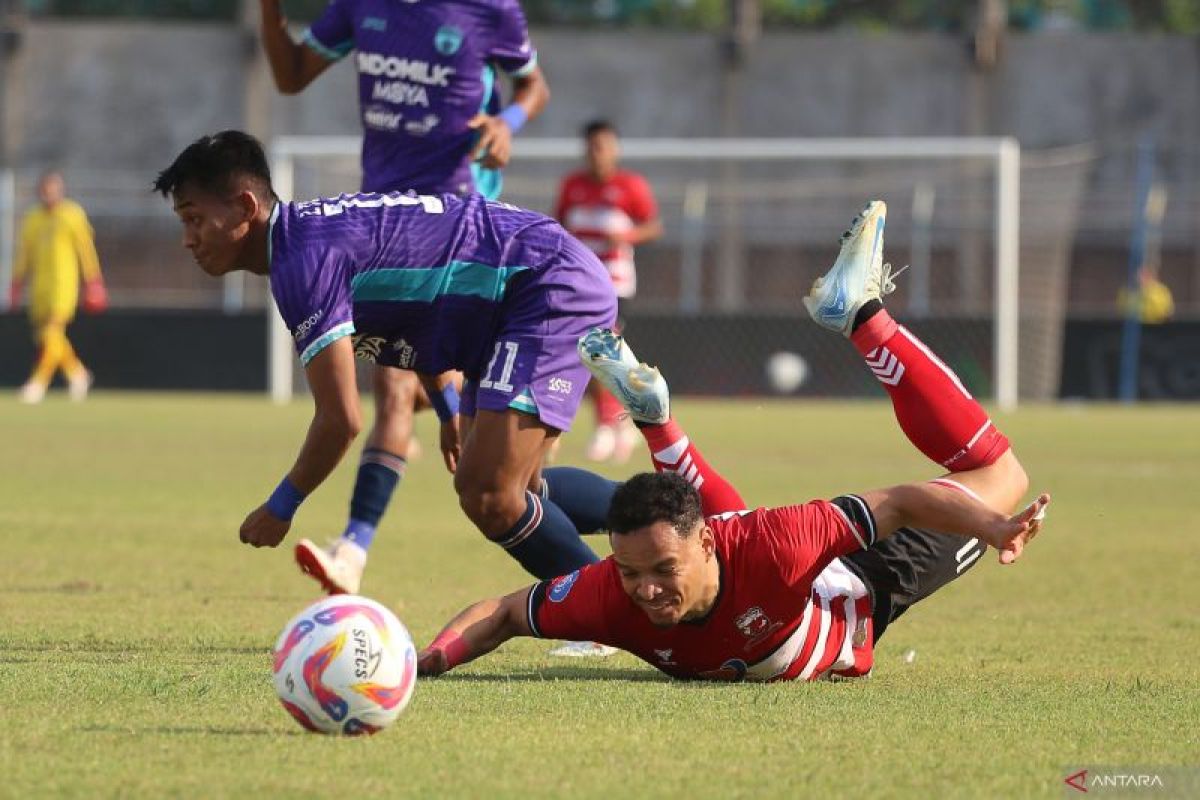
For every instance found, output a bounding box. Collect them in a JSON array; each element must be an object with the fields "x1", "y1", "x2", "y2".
[
  {"x1": 373, "y1": 369, "x2": 420, "y2": 413},
  {"x1": 455, "y1": 479, "x2": 524, "y2": 538}
]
